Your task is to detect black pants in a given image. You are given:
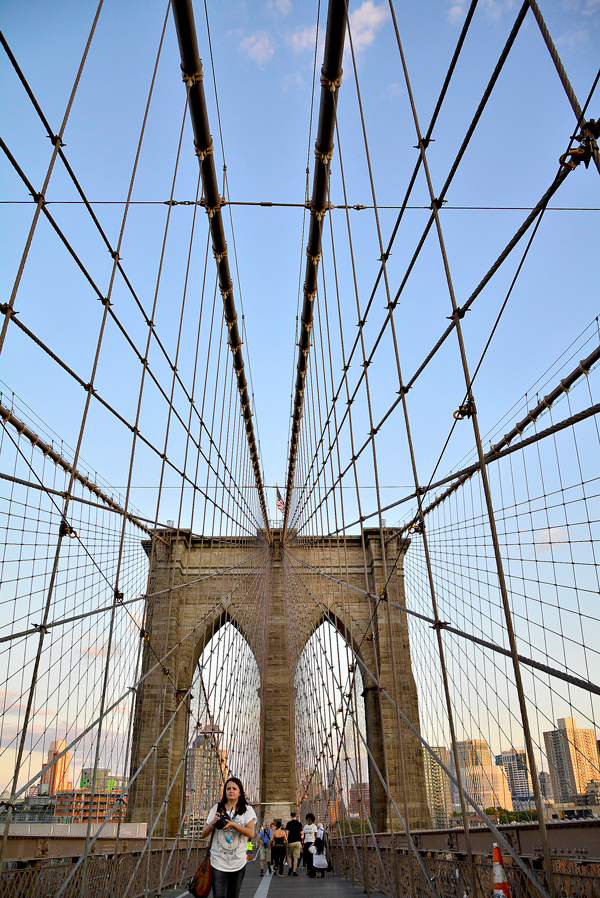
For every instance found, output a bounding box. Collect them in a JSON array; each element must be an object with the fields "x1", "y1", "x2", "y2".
[
  {"x1": 271, "y1": 845, "x2": 286, "y2": 875},
  {"x1": 212, "y1": 866, "x2": 246, "y2": 898},
  {"x1": 303, "y1": 843, "x2": 314, "y2": 871}
]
